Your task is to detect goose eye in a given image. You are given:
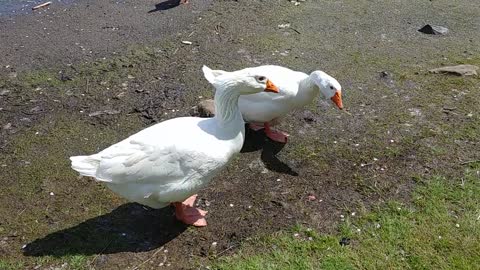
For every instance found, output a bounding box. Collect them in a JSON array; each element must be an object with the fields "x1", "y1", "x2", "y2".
[
  {"x1": 257, "y1": 76, "x2": 266, "y2": 82},
  {"x1": 329, "y1": 86, "x2": 335, "y2": 90}
]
